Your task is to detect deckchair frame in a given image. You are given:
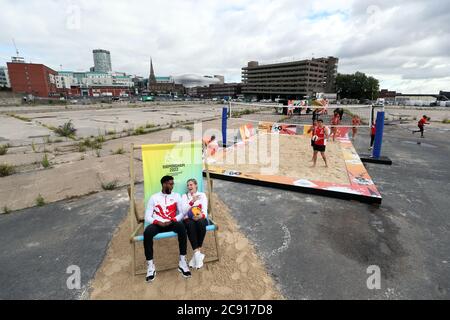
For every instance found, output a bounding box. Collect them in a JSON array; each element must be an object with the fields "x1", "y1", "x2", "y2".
[{"x1": 128, "y1": 143, "x2": 220, "y2": 276}]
